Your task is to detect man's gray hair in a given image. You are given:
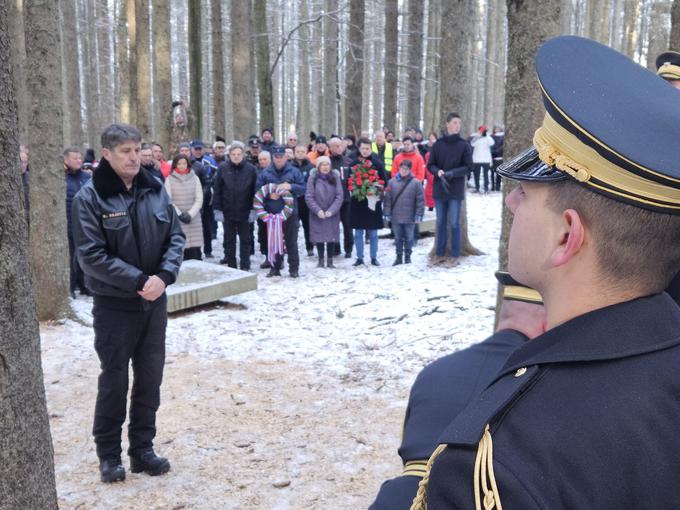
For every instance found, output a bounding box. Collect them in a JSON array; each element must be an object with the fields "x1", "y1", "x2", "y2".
[
  {"x1": 63, "y1": 146, "x2": 82, "y2": 157},
  {"x1": 100, "y1": 123, "x2": 142, "y2": 150},
  {"x1": 141, "y1": 142, "x2": 153, "y2": 151},
  {"x1": 229, "y1": 140, "x2": 246, "y2": 152},
  {"x1": 328, "y1": 137, "x2": 342, "y2": 146},
  {"x1": 259, "y1": 150, "x2": 271, "y2": 161}
]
